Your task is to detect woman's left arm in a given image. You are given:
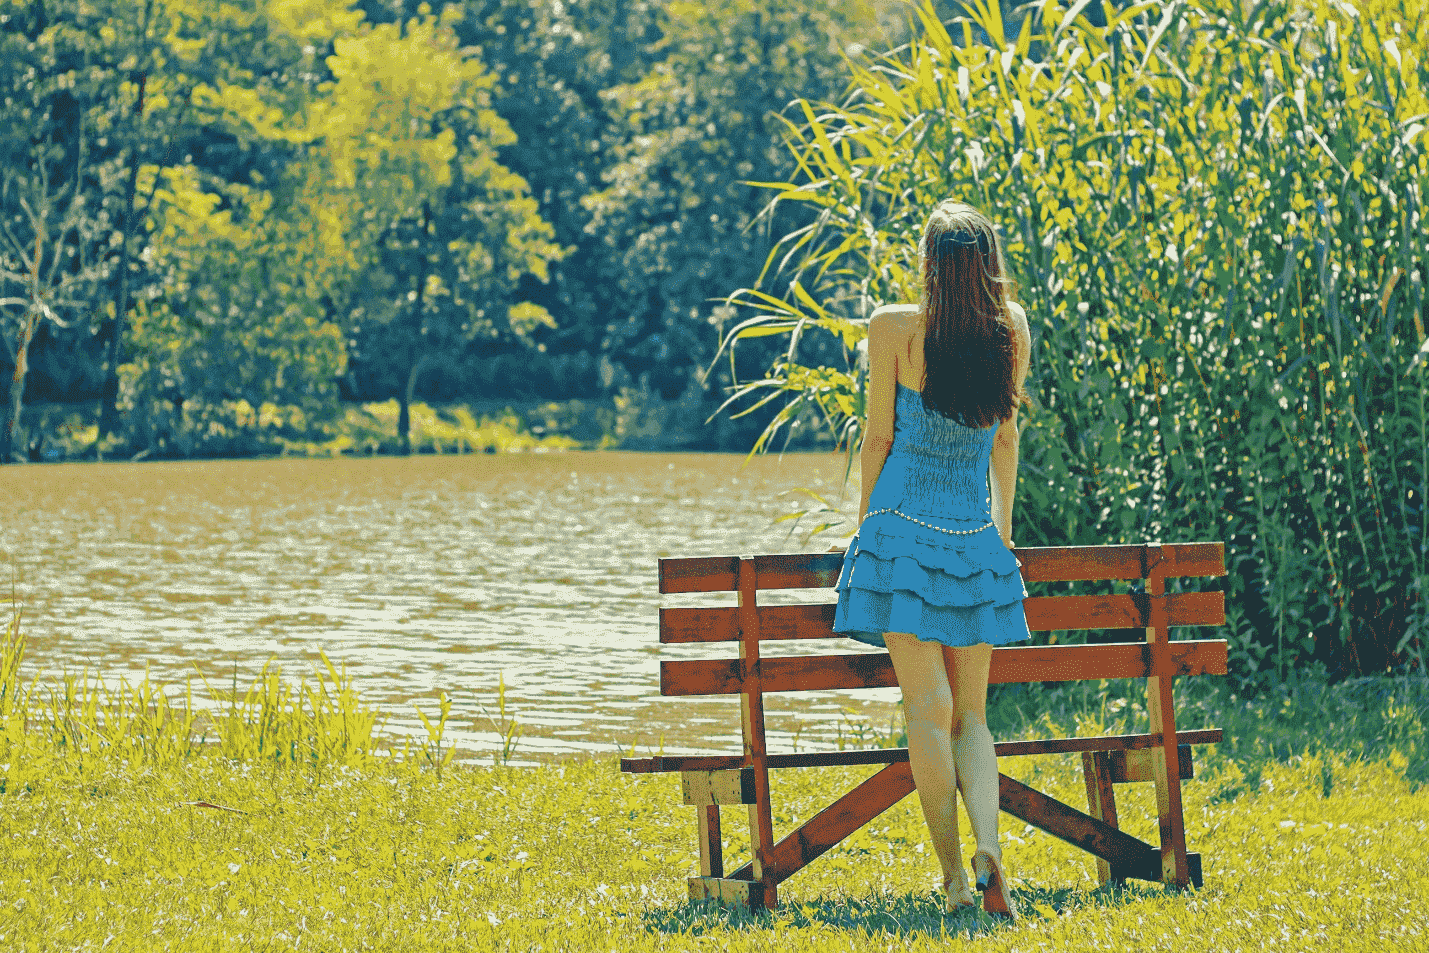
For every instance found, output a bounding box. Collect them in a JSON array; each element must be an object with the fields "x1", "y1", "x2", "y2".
[{"x1": 857, "y1": 311, "x2": 899, "y2": 524}]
